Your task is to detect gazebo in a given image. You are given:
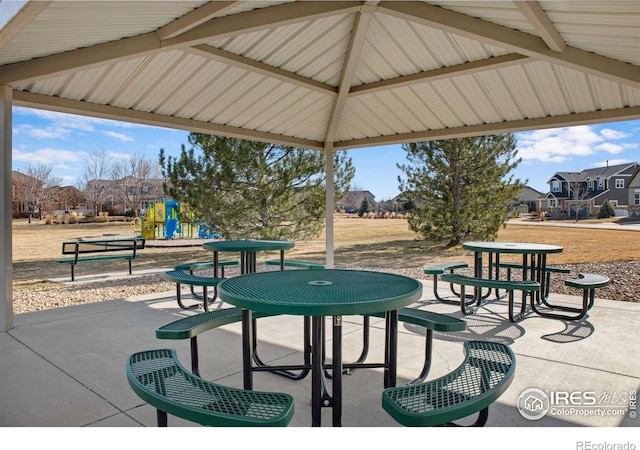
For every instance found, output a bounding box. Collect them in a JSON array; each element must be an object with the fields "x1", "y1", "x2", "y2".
[{"x1": 1, "y1": 1, "x2": 639, "y2": 331}]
